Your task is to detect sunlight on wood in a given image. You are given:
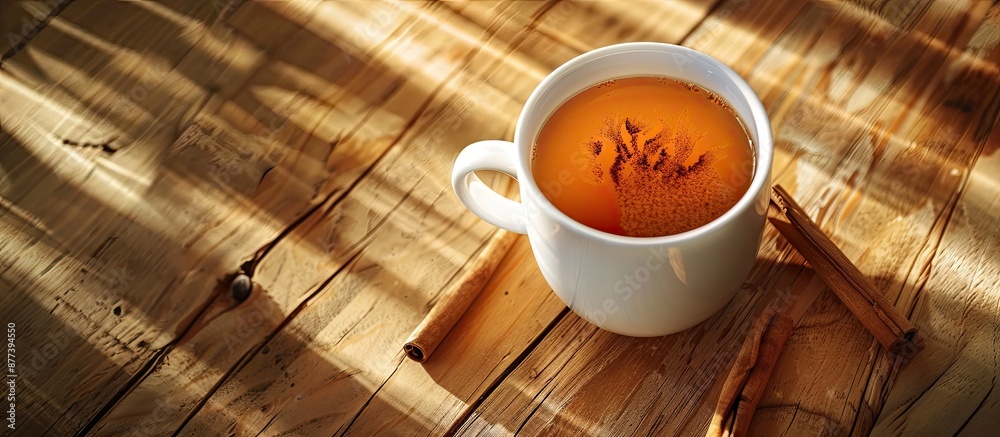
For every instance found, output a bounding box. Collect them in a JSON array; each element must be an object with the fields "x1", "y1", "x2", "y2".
[
  {"x1": 1, "y1": 77, "x2": 151, "y2": 201},
  {"x1": 275, "y1": 0, "x2": 547, "y2": 89},
  {"x1": 22, "y1": 48, "x2": 159, "y2": 134},
  {"x1": 2, "y1": 72, "x2": 292, "y2": 293},
  {"x1": 689, "y1": 11, "x2": 794, "y2": 64},
  {"x1": 3, "y1": 0, "x2": 999, "y2": 435},
  {"x1": 590, "y1": 0, "x2": 710, "y2": 40},
  {"x1": 0, "y1": 222, "x2": 149, "y2": 364},
  {"x1": 246, "y1": 69, "x2": 406, "y2": 146},
  {"x1": 44, "y1": 13, "x2": 132, "y2": 56},
  {"x1": 1, "y1": 63, "x2": 122, "y2": 145},
  {"x1": 968, "y1": 156, "x2": 999, "y2": 194},
  {"x1": 130, "y1": 0, "x2": 262, "y2": 73},
  {"x1": 388, "y1": 2, "x2": 547, "y2": 82},
  {"x1": 369, "y1": 367, "x2": 464, "y2": 430}
]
